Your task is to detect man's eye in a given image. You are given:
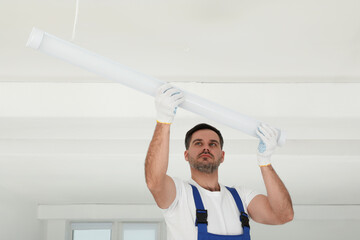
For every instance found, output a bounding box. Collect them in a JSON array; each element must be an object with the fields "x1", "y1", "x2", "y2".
[
  {"x1": 195, "y1": 142, "x2": 202, "y2": 146},
  {"x1": 210, "y1": 143, "x2": 217, "y2": 146}
]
